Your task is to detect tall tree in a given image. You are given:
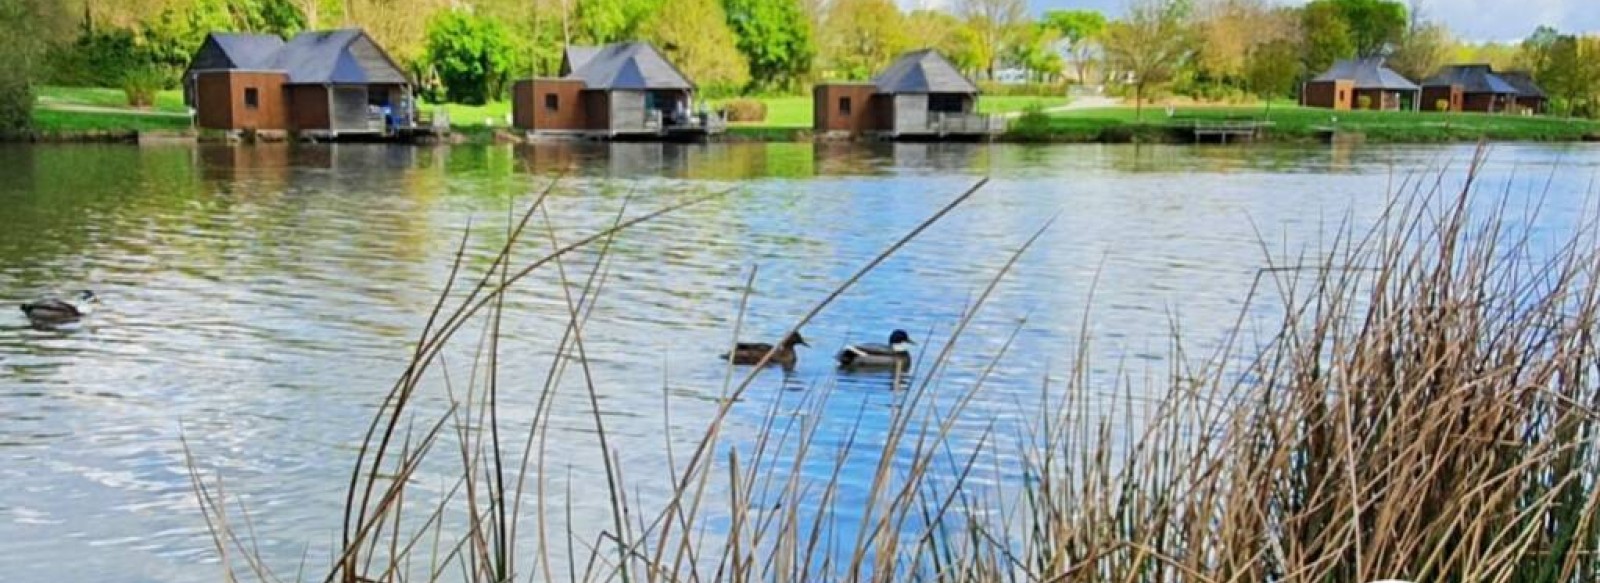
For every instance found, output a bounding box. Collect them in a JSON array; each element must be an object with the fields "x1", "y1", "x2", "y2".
[
  {"x1": 1300, "y1": 0, "x2": 1353, "y2": 75},
  {"x1": 722, "y1": 0, "x2": 815, "y2": 91},
  {"x1": 1304, "y1": 0, "x2": 1406, "y2": 58},
  {"x1": 424, "y1": 10, "x2": 515, "y2": 104},
  {"x1": 1244, "y1": 38, "x2": 1302, "y2": 111},
  {"x1": 819, "y1": 0, "x2": 907, "y2": 80},
  {"x1": 640, "y1": 0, "x2": 749, "y2": 95},
  {"x1": 574, "y1": 0, "x2": 658, "y2": 43},
  {"x1": 1100, "y1": 0, "x2": 1192, "y2": 118},
  {"x1": 1192, "y1": 0, "x2": 1295, "y2": 83},
  {"x1": 906, "y1": 9, "x2": 980, "y2": 74},
  {"x1": 957, "y1": 0, "x2": 1025, "y2": 79},
  {"x1": 1010, "y1": 24, "x2": 1065, "y2": 82},
  {"x1": 1386, "y1": 21, "x2": 1449, "y2": 81},
  {"x1": 1041, "y1": 9, "x2": 1107, "y2": 84},
  {"x1": 1534, "y1": 33, "x2": 1600, "y2": 118}
]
